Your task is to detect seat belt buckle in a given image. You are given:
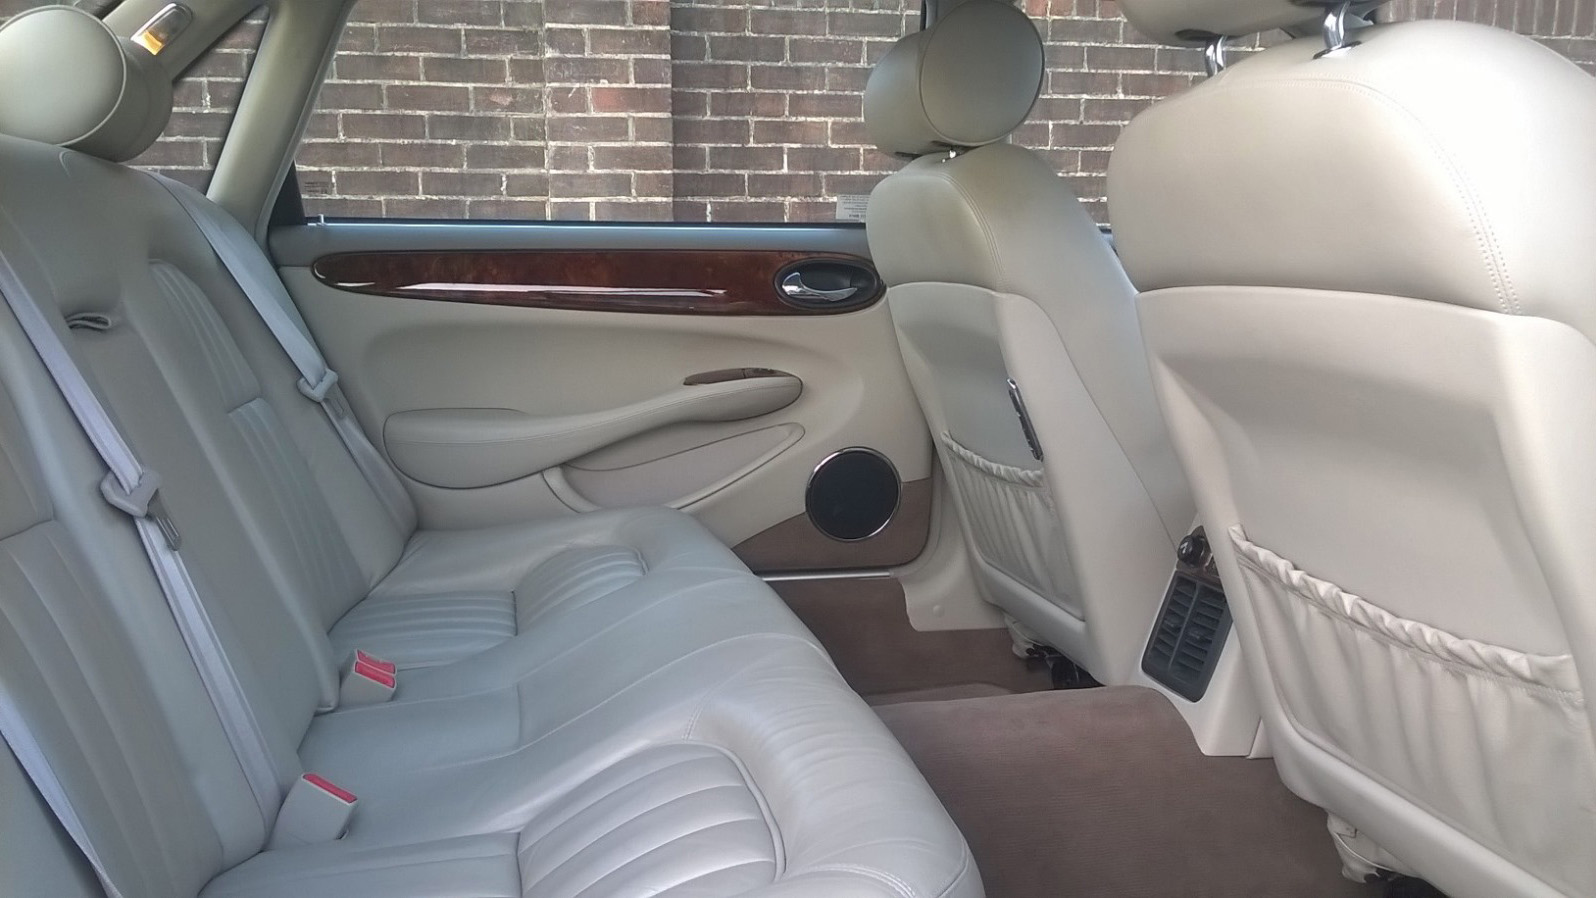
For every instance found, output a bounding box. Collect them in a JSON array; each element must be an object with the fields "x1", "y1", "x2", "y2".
[
  {"x1": 269, "y1": 773, "x2": 357, "y2": 848},
  {"x1": 338, "y1": 650, "x2": 396, "y2": 706}
]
